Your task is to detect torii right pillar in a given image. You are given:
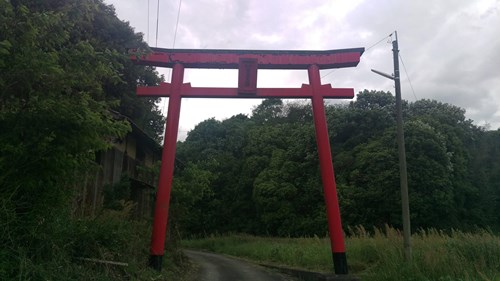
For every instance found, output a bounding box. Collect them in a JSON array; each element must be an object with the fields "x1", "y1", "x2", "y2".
[{"x1": 309, "y1": 64, "x2": 348, "y2": 274}]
